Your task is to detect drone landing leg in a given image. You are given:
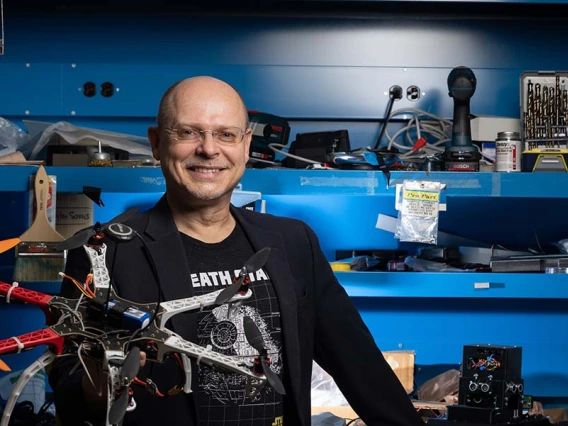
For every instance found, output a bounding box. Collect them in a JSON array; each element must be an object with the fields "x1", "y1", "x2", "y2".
[
  {"x1": 0, "y1": 349, "x2": 56, "y2": 426},
  {"x1": 181, "y1": 354, "x2": 192, "y2": 394}
]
